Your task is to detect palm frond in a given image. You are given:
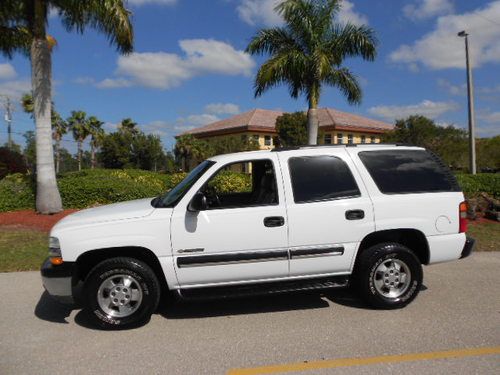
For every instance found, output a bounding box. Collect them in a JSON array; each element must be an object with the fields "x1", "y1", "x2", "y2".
[
  {"x1": 328, "y1": 23, "x2": 377, "y2": 62},
  {"x1": 324, "y1": 67, "x2": 362, "y2": 105},
  {"x1": 246, "y1": 27, "x2": 301, "y2": 56}
]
